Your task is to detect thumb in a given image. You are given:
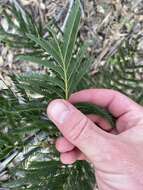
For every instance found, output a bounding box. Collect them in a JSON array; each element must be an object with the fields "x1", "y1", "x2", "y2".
[{"x1": 47, "y1": 99, "x2": 112, "y2": 163}]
